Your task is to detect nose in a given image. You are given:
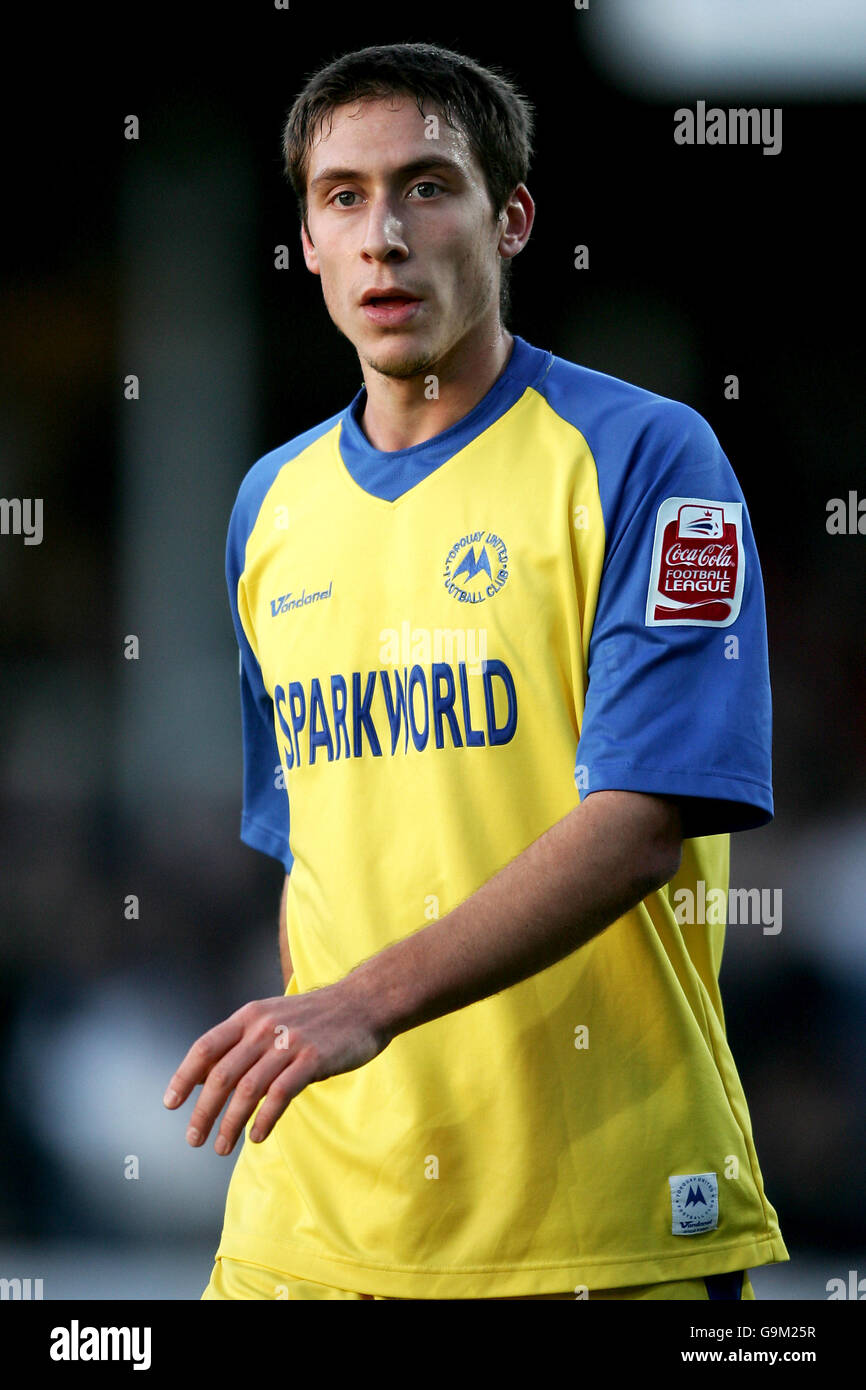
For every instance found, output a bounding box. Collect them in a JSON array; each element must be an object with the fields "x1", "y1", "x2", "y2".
[{"x1": 361, "y1": 196, "x2": 410, "y2": 262}]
